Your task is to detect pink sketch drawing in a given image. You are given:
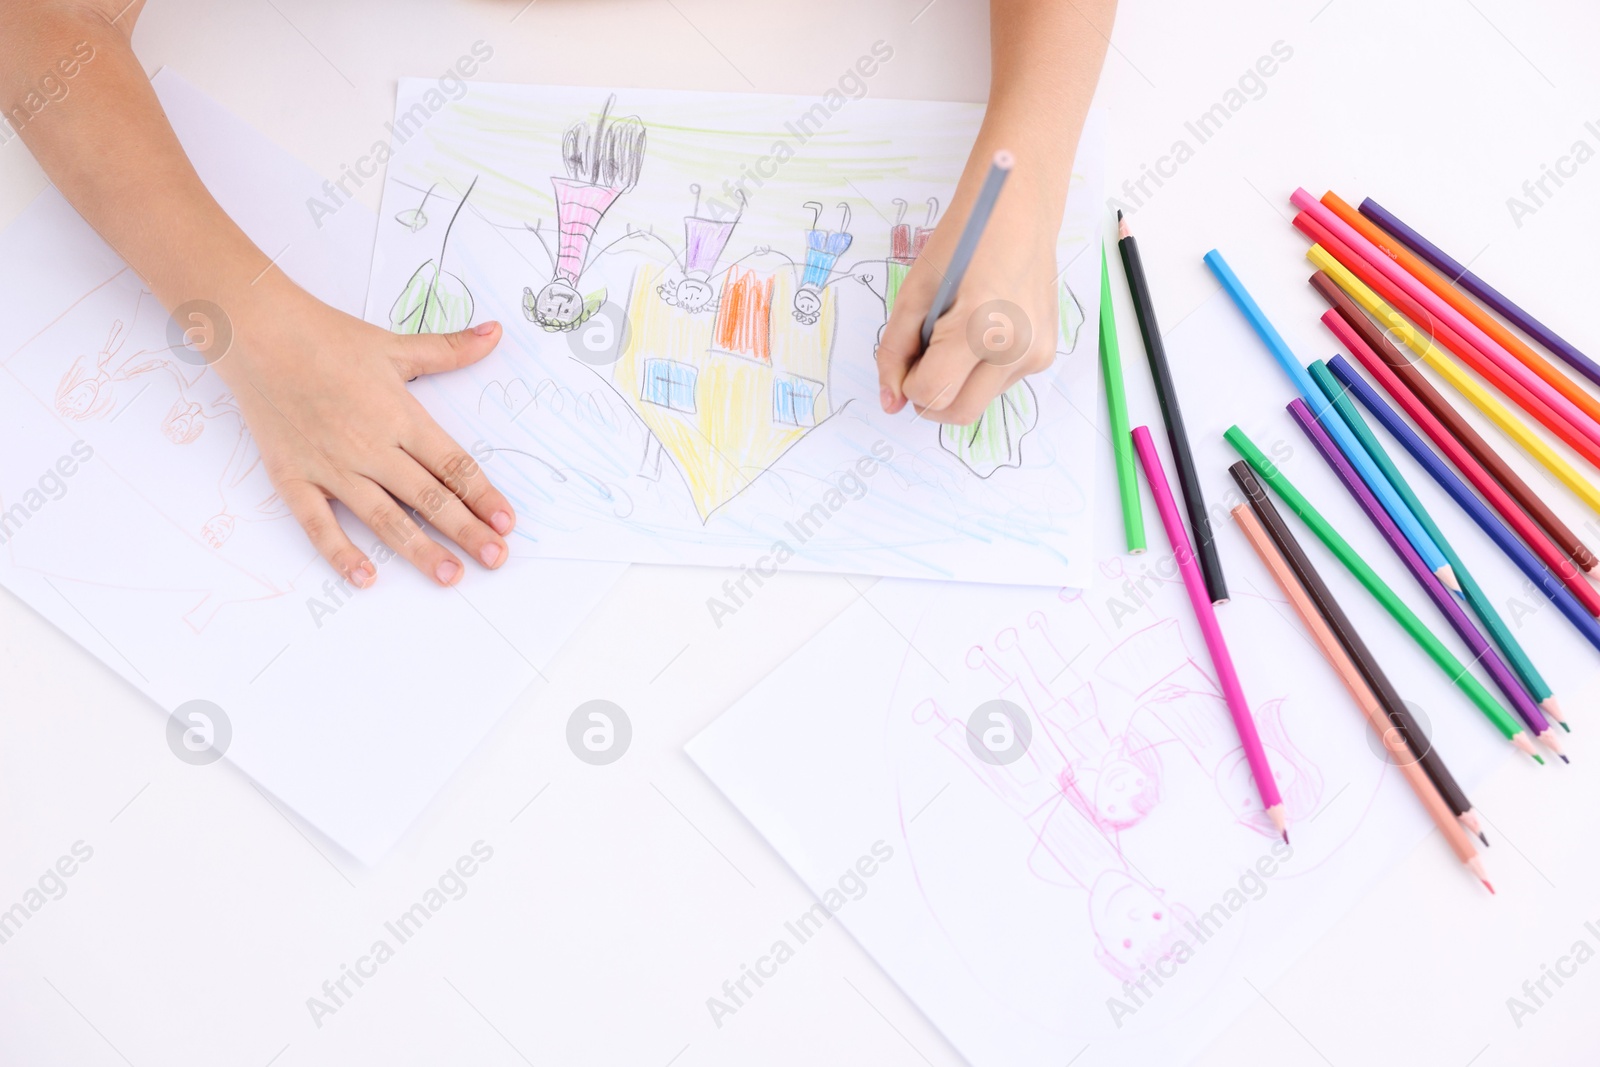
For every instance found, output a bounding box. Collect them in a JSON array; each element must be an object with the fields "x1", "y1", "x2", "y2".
[{"x1": 909, "y1": 597, "x2": 1323, "y2": 981}]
